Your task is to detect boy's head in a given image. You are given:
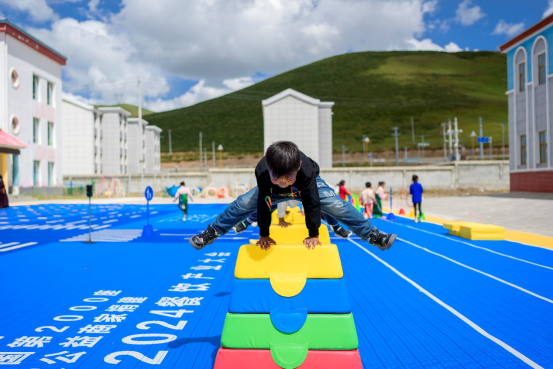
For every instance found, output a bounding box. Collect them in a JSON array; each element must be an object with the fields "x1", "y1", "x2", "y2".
[
  {"x1": 366, "y1": 182, "x2": 371, "y2": 188},
  {"x1": 180, "y1": 181, "x2": 185, "y2": 186},
  {"x1": 412, "y1": 175, "x2": 418, "y2": 182},
  {"x1": 265, "y1": 141, "x2": 301, "y2": 188}
]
